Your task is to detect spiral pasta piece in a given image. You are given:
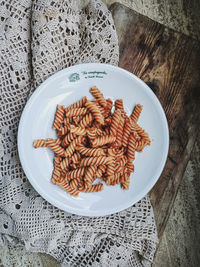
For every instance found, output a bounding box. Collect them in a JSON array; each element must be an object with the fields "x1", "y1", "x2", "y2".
[
  {"x1": 70, "y1": 163, "x2": 78, "y2": 170},
  {"x1": 79, "y1": 113, "x2": 93, "y2": 128},
  {"x1": 106, "y1": 149, "x2": 115, "y2": 176},
  {"x1": 53, "y1": 105, "x2": 65, "y2": 130},
  {"x1": 70, "y1": 125, "x2": 86, "y2": 136},
  {"x1": 104, "y1": 117, "x2": 112, "y2": 126},
  {"x1": 131, "y1": 104, "x2": 143, "y2": 123},
  {"x1": 56, "y1": 138, "x2": 62, "y2": 145},
  {"x1": 110, "y1": 109, "x2": 121, "y2": 137},
  {"x1": 64, "y1": 117, "x2": 70, "y2": 125},
  {"x1": 73, "y1": 116, "x2": 84, "y2": 124},
  {"x1": 94, "y1": 101, "x2": 108, "y2": 117},
  {"x1": 66, "y1": 167, "x2": 86, "y2": 179},
  {"x1": 77, "y1": 144, "x2": 106, "y2": 157},
  {"x1": 127, "y1": 133, "x2": 136, "y2": 161},
  {"x1": 86, "y1": 128, "x2": 98, "y2": 140},
  {"x1": 135, "y1": 139, "x2": 147, "y2": 152},
  {"x1": 80, "y1": 156, "x2": 113, "y2": 167},
  {"x1": 91, "y1": 135, "x2": 116, "y2": 147},
  {"x1": 46, "y1": 139, "x2": 65, "y2": 156},
  {"x1": 115, "y1": 99, "x2": 125, "y2": 116},
  {"x1": 52, "y1": 167, "x2": 61, "y2": 182},
  {"x1": 69, "y1": 178, "x2": 83, "y2": 189},
  {"x1": 85, "y1": 101, "x2": 104, "y2": 125},
  {"x1": 116, "y1": 155, "x2": 127, "y2": 167},
  {"x1": 106, "y1": 173, "x2": 120, "y2": 185},
  {"x1": 141, "y1": 134, "x2": 151, "y2": 146},
  {"x1": 122, "y1": 117, "x2": 132, "y2": 148},
  {"x1": 114, "y1": 148, "x2": 125, "y2": 157},
  {"x1": 106, "y1": 161, "x2": 115, "y2": 176},
  {"x1": 106, "y1": 98, "x2": 113, "y2": 113},
  {"x1": 127, "y1": 159, "x2": 134, "y2": 172},
  {"x1": 132, "y1": 131, "x2": 141, "y2": 141},
  {"x1": 33, "y1": 139, "x2": 47, "y2": 148},
  {"x1": 116, "y1": 116, "x2": 125, "y2": 147},
  {"x1": 107, "y1": 148, "x2": 116, "y2": 157},
  {"x1": 57, "y1": 126, "x2": 69, "y2": 137},
  {"x1": 54, "y1": 156, "x2": 62, "y2": 168},
  {"x1": 96, "y1": 165, "x2": 107, "y2": 177},
  {"x1": 104, "y1": 127, "x2": 110, "y2": 136},
  {"x1": 131, "y1": 123, "x2": 151, "y2": 145},
  {"x1": 60, "y1": 157, "x2": 71, "y2": 170},
  {"x1": 84, "y1": 166, "x2": 97, "y2": 188},
  {"x1": 120, "y1": 171, "x2": 130, "y2": 183},
  {"x1": 121, "y1": 177, "x2": 130, "y2": 190},
  {"x1": 90, "y1": 86, "x2": 107, "y2": 108},
  {"x1": 71, "y1": 151, "x2": 81, "y2": 164},
  {"x1": 66, "y1": 96, "x2": 87, "y2": 110},
  {"x1": 110, "y1": 173, "x2": 121, "y2": 185},
  {"x1": 115, "y1": 163, "x2": 124, "y2": 173},
  {"x1": 62, "y1": 132, "x2": 77, "y2": 147},
  {"x1": 66, "y1": 108, "x2": 87, "y2": 117},
  {"x1": 65, "y1": 135, "x2": 83, "y2": 157},
  {"x1": 96, "y1": 128, "x2": 104, "y2": 136}
]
